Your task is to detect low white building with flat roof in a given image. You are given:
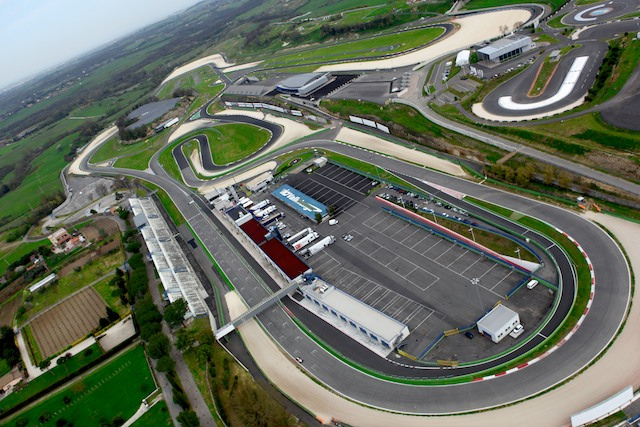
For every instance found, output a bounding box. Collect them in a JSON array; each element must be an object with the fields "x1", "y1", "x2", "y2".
[
  {"x1": 477, "y1": 304, "x2": 520, "y2": 343},
  {"x1": 299, "y1": 277, "x2": 409, "y2": 354},
  {"x1": 477, "y1": 35, "x2": 535, "y2": 64}
]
